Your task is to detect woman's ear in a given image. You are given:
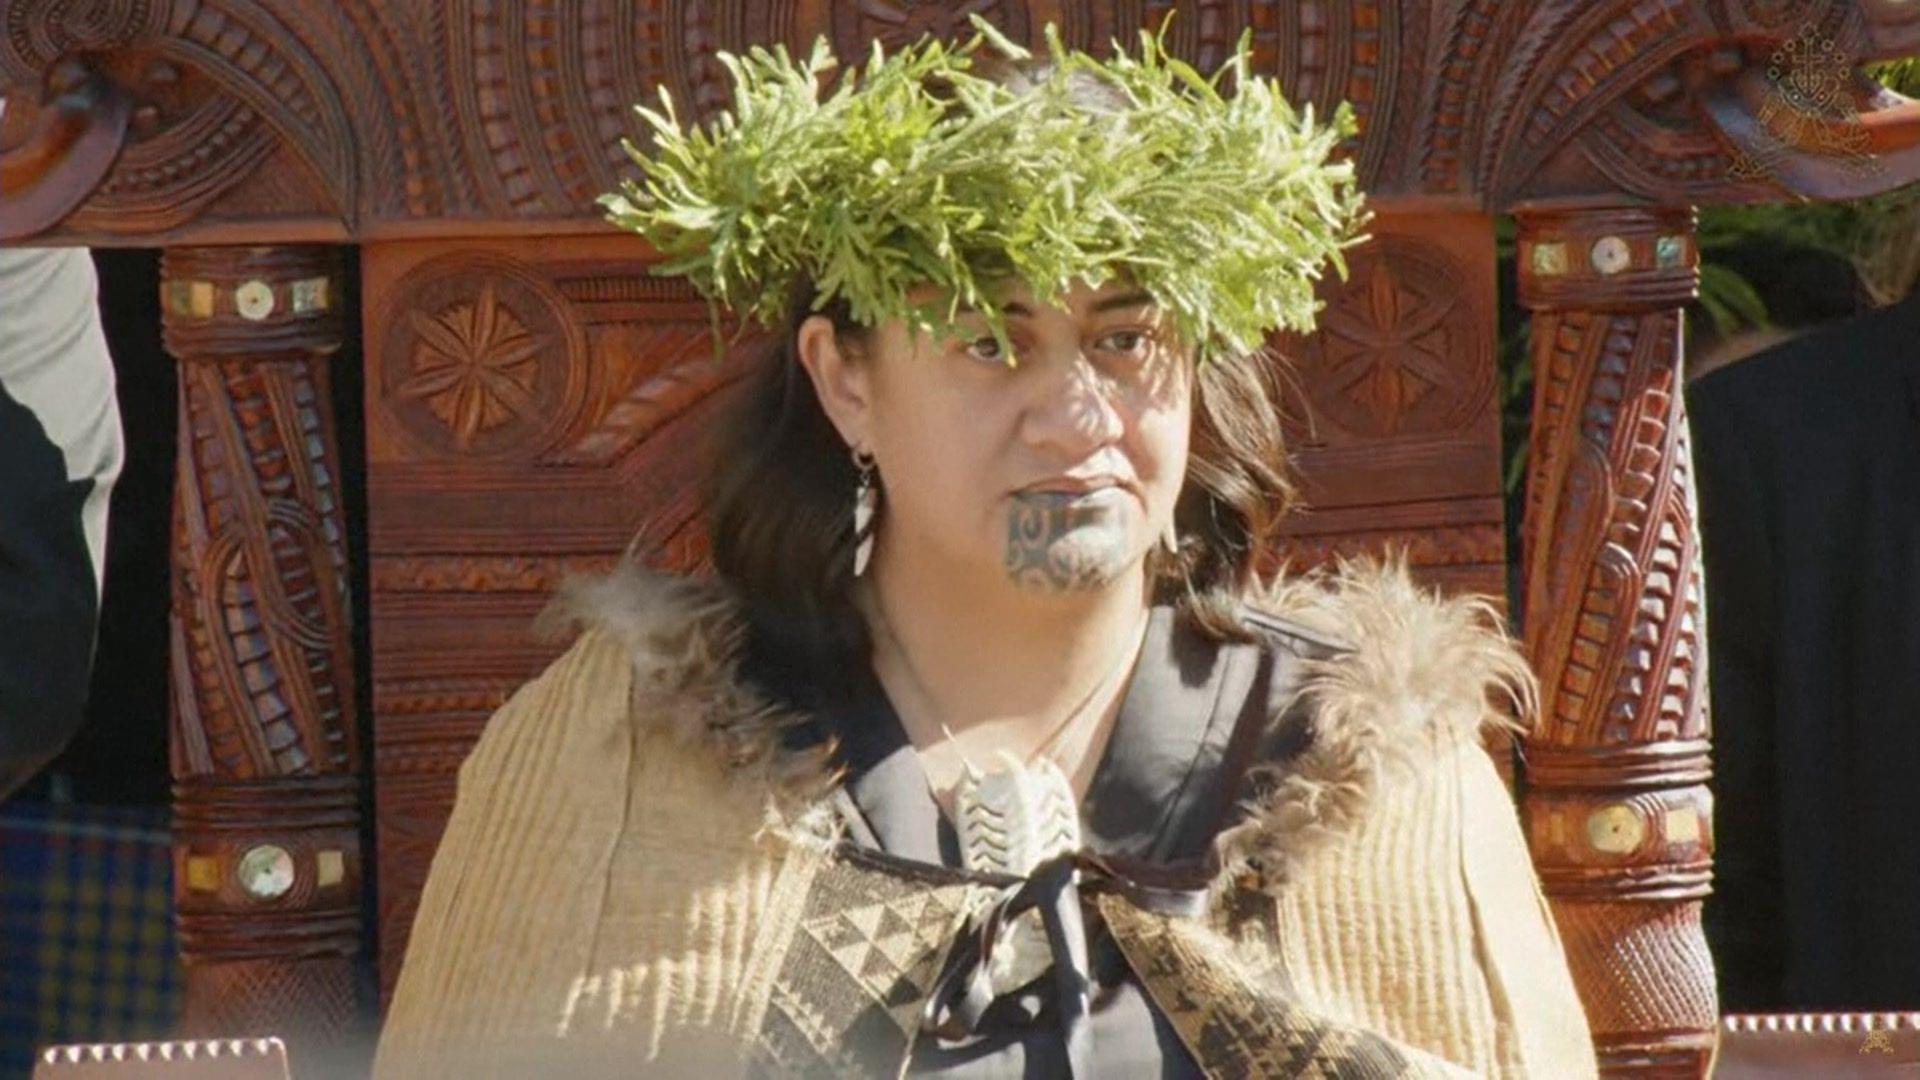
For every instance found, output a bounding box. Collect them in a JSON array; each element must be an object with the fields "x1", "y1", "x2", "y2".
[{"x1": 795, "y1": 314, "x2": 875, "y2": 450}]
